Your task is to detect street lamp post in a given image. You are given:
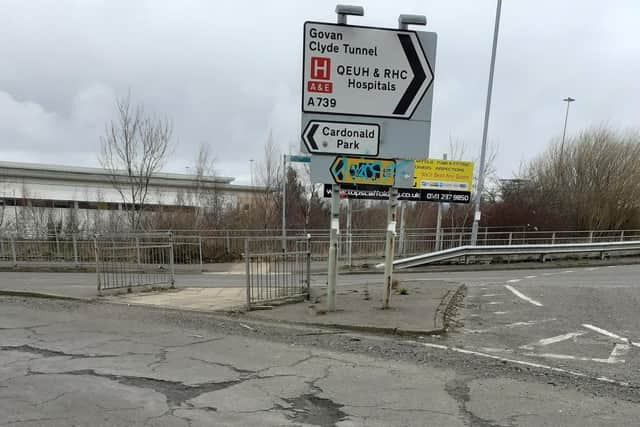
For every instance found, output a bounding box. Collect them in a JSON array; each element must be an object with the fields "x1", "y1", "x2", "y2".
[
  {"x1": 470, "y1": 0, "x2": 502, "y2": 246},
  {"x1": 560, "y1": 97, "x2": 575, "y2": 156}
]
